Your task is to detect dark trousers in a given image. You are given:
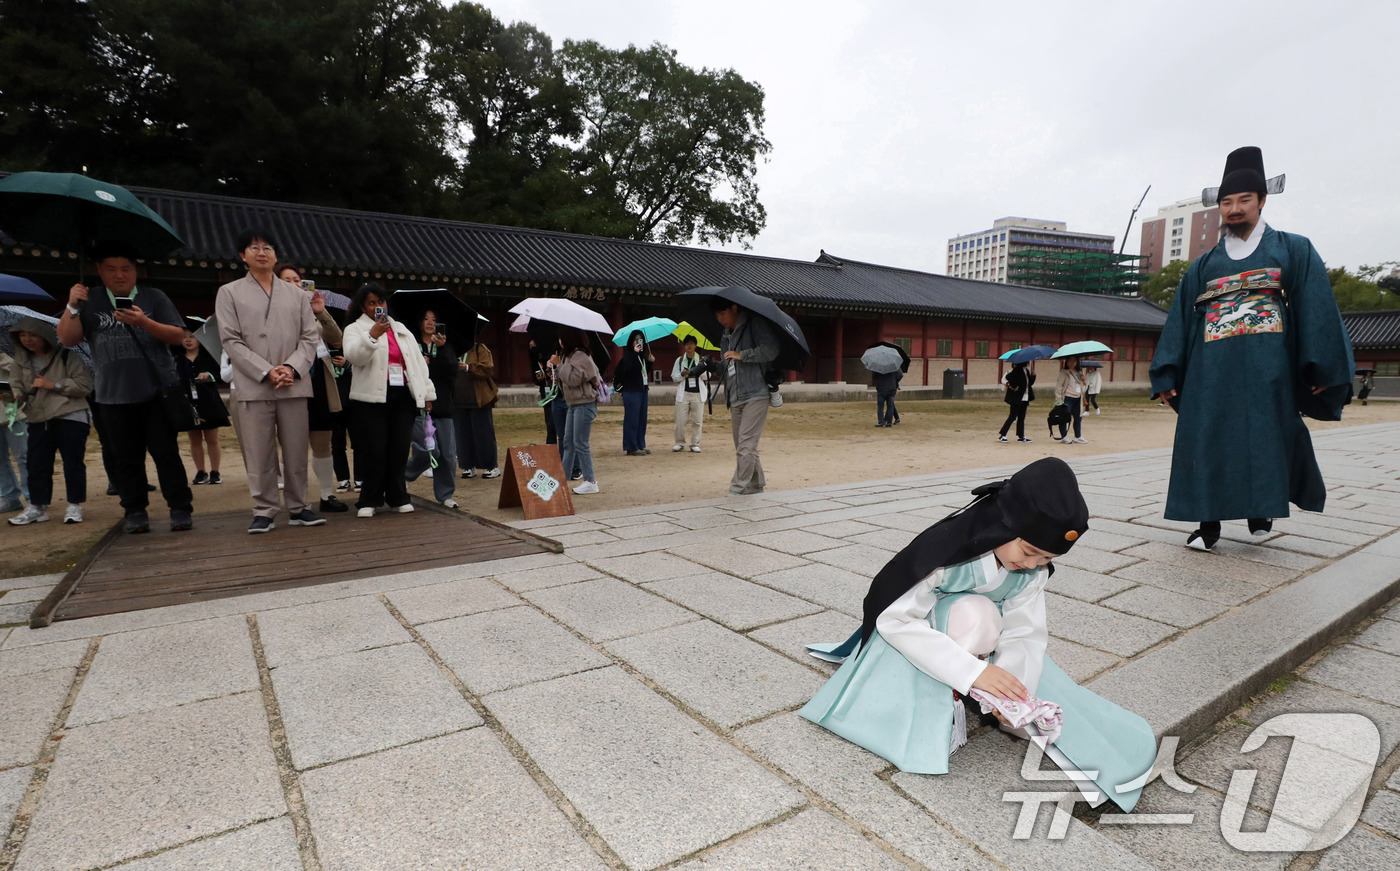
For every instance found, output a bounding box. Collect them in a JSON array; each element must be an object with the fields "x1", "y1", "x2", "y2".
[
  {"x1": 622, "y1": 388, "x2": 649, "y2": 451},
  {"x1": 27, "y1": 418, "x2": 90, "y2": 506},
  {"x1": 96, "y1": 399, "x2": 192, "y2": 515},
  {"x1": 351, "y1": 388, "x2": 417, "y2": 509},
  {"x1": 549, "y1": 397, "x2": 576, "y2": 475},
  {"x1": 1000, "y1": 402, "x2": 1028, "y2": 439},
  {"x1": 453, "y1": 407, "x2": 498, "y2": 471},
  {"x1": 1086, "y1": 393, "x2": 1100, "y2": 411},
  {"x1": 1057, "y1": 396, "x2": 1083, "y2": 438},
  {"x1": 88, "y1": 399, "x2": 118, "y2": 484},
  {"x1": 330, "y1": 410, "x2": 355, "y2": 482},
  {"x1": 542, "y1": 396, "x2": 558, "y2": 444},
  {"x1": 877, "y1": 391, "x2": 896, "y2": 426}
]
